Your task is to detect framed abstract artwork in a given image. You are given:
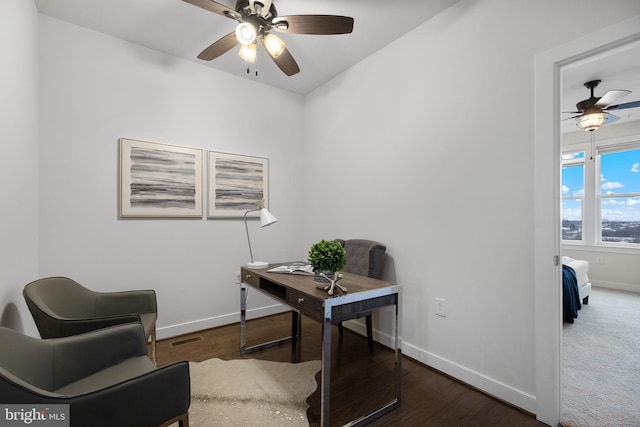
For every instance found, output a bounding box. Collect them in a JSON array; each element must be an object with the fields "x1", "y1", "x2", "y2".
[
  {"x1": 207, "y1": 151, "x2": 269, "y2": 218},
  {"x1": 119, "y1": 138, "x2": 203, "y2": 218}
]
